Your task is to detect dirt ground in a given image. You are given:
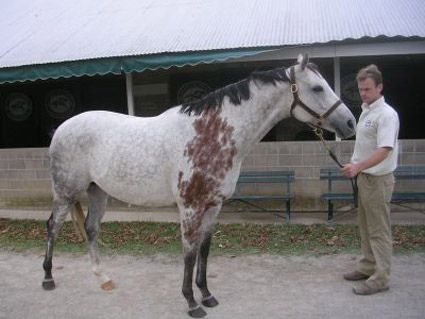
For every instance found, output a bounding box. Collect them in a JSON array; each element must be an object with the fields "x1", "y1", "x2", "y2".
[{"x1": 1, "y1": 251, "x2": 424, "y2": 319}]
